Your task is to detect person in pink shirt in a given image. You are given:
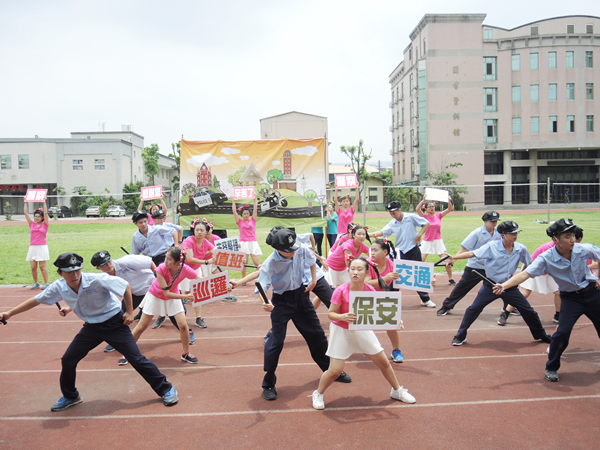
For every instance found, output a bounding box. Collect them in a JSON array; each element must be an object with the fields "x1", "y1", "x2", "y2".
[
  {"x1": 334, "y1": 186, "x2": 359, "y2": 239},
  {"x1": 416, "y1": 196, "x2": 455, "y2": 285},
  {"x1": 325, "y1": 225, "x2": 370, "y2": 287},
  {"x1": 131, "y1": 247, "x2": 202, "y2": 364},
  {"x1": 24, "y1": 200, "x2": 50, "y2": 290},
  {"x1": 180, "y1": 221, "x2": 215, "y2": 329},
  {"x1": 330, "y1": 223, "x2": 356, "y2": 253},
  {"x1": 311, "y1": 256, "x2": 415, "y2": 410},
  {"x1": 232, "y1": 197, "x2": 262, "y2": 279},
  {"x1": 138, "y1": 197, "x2": 167, "y2": 226}
]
